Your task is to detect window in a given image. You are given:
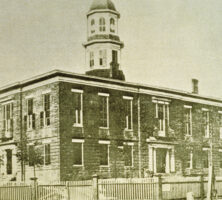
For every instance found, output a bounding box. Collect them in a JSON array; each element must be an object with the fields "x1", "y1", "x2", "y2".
[
  {"x1": 40, "y1": 94, "x2": 50, "y2": 128},
  {"x1": 98, "y1": 93, "x2": 109, "y2": 128},
  {"x1": 185, "y1": 150, "x2": 193, "y2": 169},
  {"x1": 44, "y1": 144, "x2": 51, "y2": 165},
  {"x1": 25, "y1": 99, "x2": 35, "y2": 130},
  {"x1": 72, "y1": 139, "x2": 84, "y2": 166},
  {"x1": 184, "y1": 106, "x2": 192, "y2": 136},
  {"x1": 202, "y1": 109, "x2": 210, "y2": 138},
  {"x1": 90, "y1": 52, "x2": 94, "y2": 67},
  {"x1": 6, "y1": 149, "x2": 12, "y2": 175},
  {"x1": 2, "y1": 103, "x2": 13, "y2": 135},
  {"x1": 202, "y1": 148, "x2": 209, "y2": 168},
  {"x1": 123, "y1": 96, "x2": 133, "y2": 130},
  {"x1": 99, "y1": 17, "x2": 105, "y2": 32},
  {"x1": 91, "y1": 19, "x2": 95, "y2": 34},
  {"x1": 112, "y1": 50, "x2": 118, "y2": 64},
  {"x1": 99, "y1": 50, "x2": 107, "y2": 67},
  {"x1": 219, "y1": 112, "x2": 222, "y2": 139},
  {"x1": 154, "y1": 102, "x2": 169, "y2": 137},
  {"x1": 124, "y1": 143, "x2": 133, "y2": 167},
  {"x1": 71, "y1": 89, "x2": 83, "y2": 126},
  {"x1": 110, "y1": 18, "x2": 115, "y2": 33},
  {"x1": 99, "y1": 140, "x2": 110, "y2": 166}
]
